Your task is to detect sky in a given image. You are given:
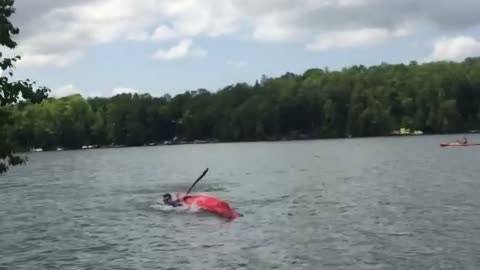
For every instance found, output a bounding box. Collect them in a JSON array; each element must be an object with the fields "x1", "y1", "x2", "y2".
[{"x1": 6, "y1": 0, "x2": 480, "y2": 98}]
